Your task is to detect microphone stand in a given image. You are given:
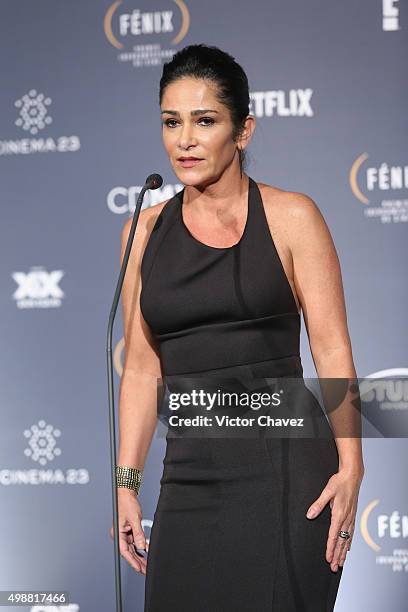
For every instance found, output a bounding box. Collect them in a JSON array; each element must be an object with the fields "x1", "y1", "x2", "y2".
[{"x1": 106, "y1": 174, "x2": 162, "y2": 612}]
